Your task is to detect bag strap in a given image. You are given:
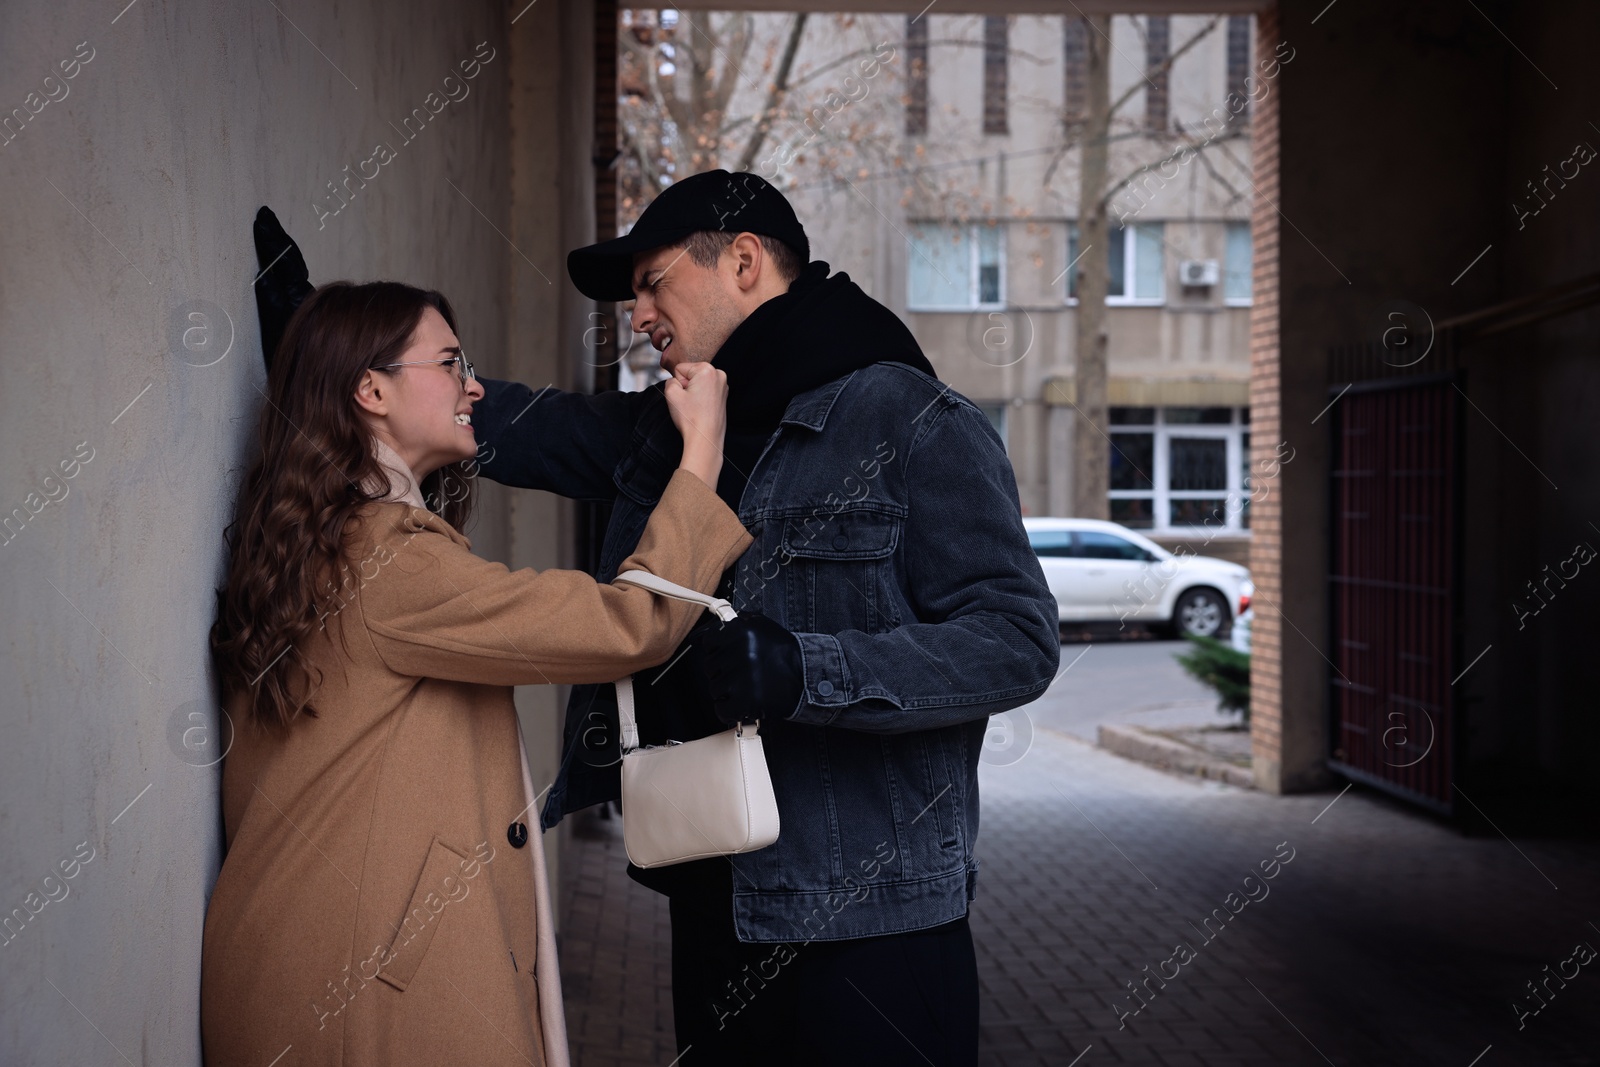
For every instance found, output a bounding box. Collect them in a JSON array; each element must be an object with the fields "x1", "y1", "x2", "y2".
[
  {"x1": 613, "y1": 569, "x2": 739, "y2": 620},
  {"x1": 613, "y1": 570, "x2": 739, "y2": 752}
]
